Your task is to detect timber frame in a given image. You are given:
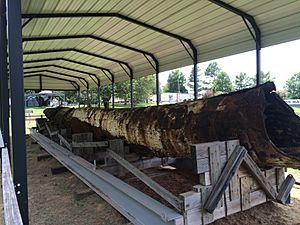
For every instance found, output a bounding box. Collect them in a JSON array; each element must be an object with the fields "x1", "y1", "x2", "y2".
[{"x1": 29, "y1": 122, "x2": 295, "y2": 225}]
